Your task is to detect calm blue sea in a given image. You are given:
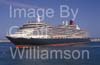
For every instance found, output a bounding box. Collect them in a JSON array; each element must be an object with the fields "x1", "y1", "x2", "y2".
[{"x1": 0, "y1": 42, "x2": 100, "y2": 65}]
